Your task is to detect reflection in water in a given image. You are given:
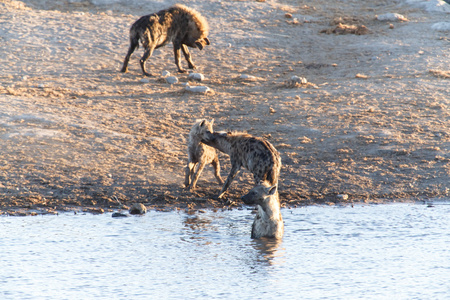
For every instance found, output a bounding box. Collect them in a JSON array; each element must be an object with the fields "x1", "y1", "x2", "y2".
[
  {"x1": 1, "y1": 203, "x2": 449, "y2": 299},
  {"x1": 251, "y1": 237, "x2": 285, "y2": 266}
]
